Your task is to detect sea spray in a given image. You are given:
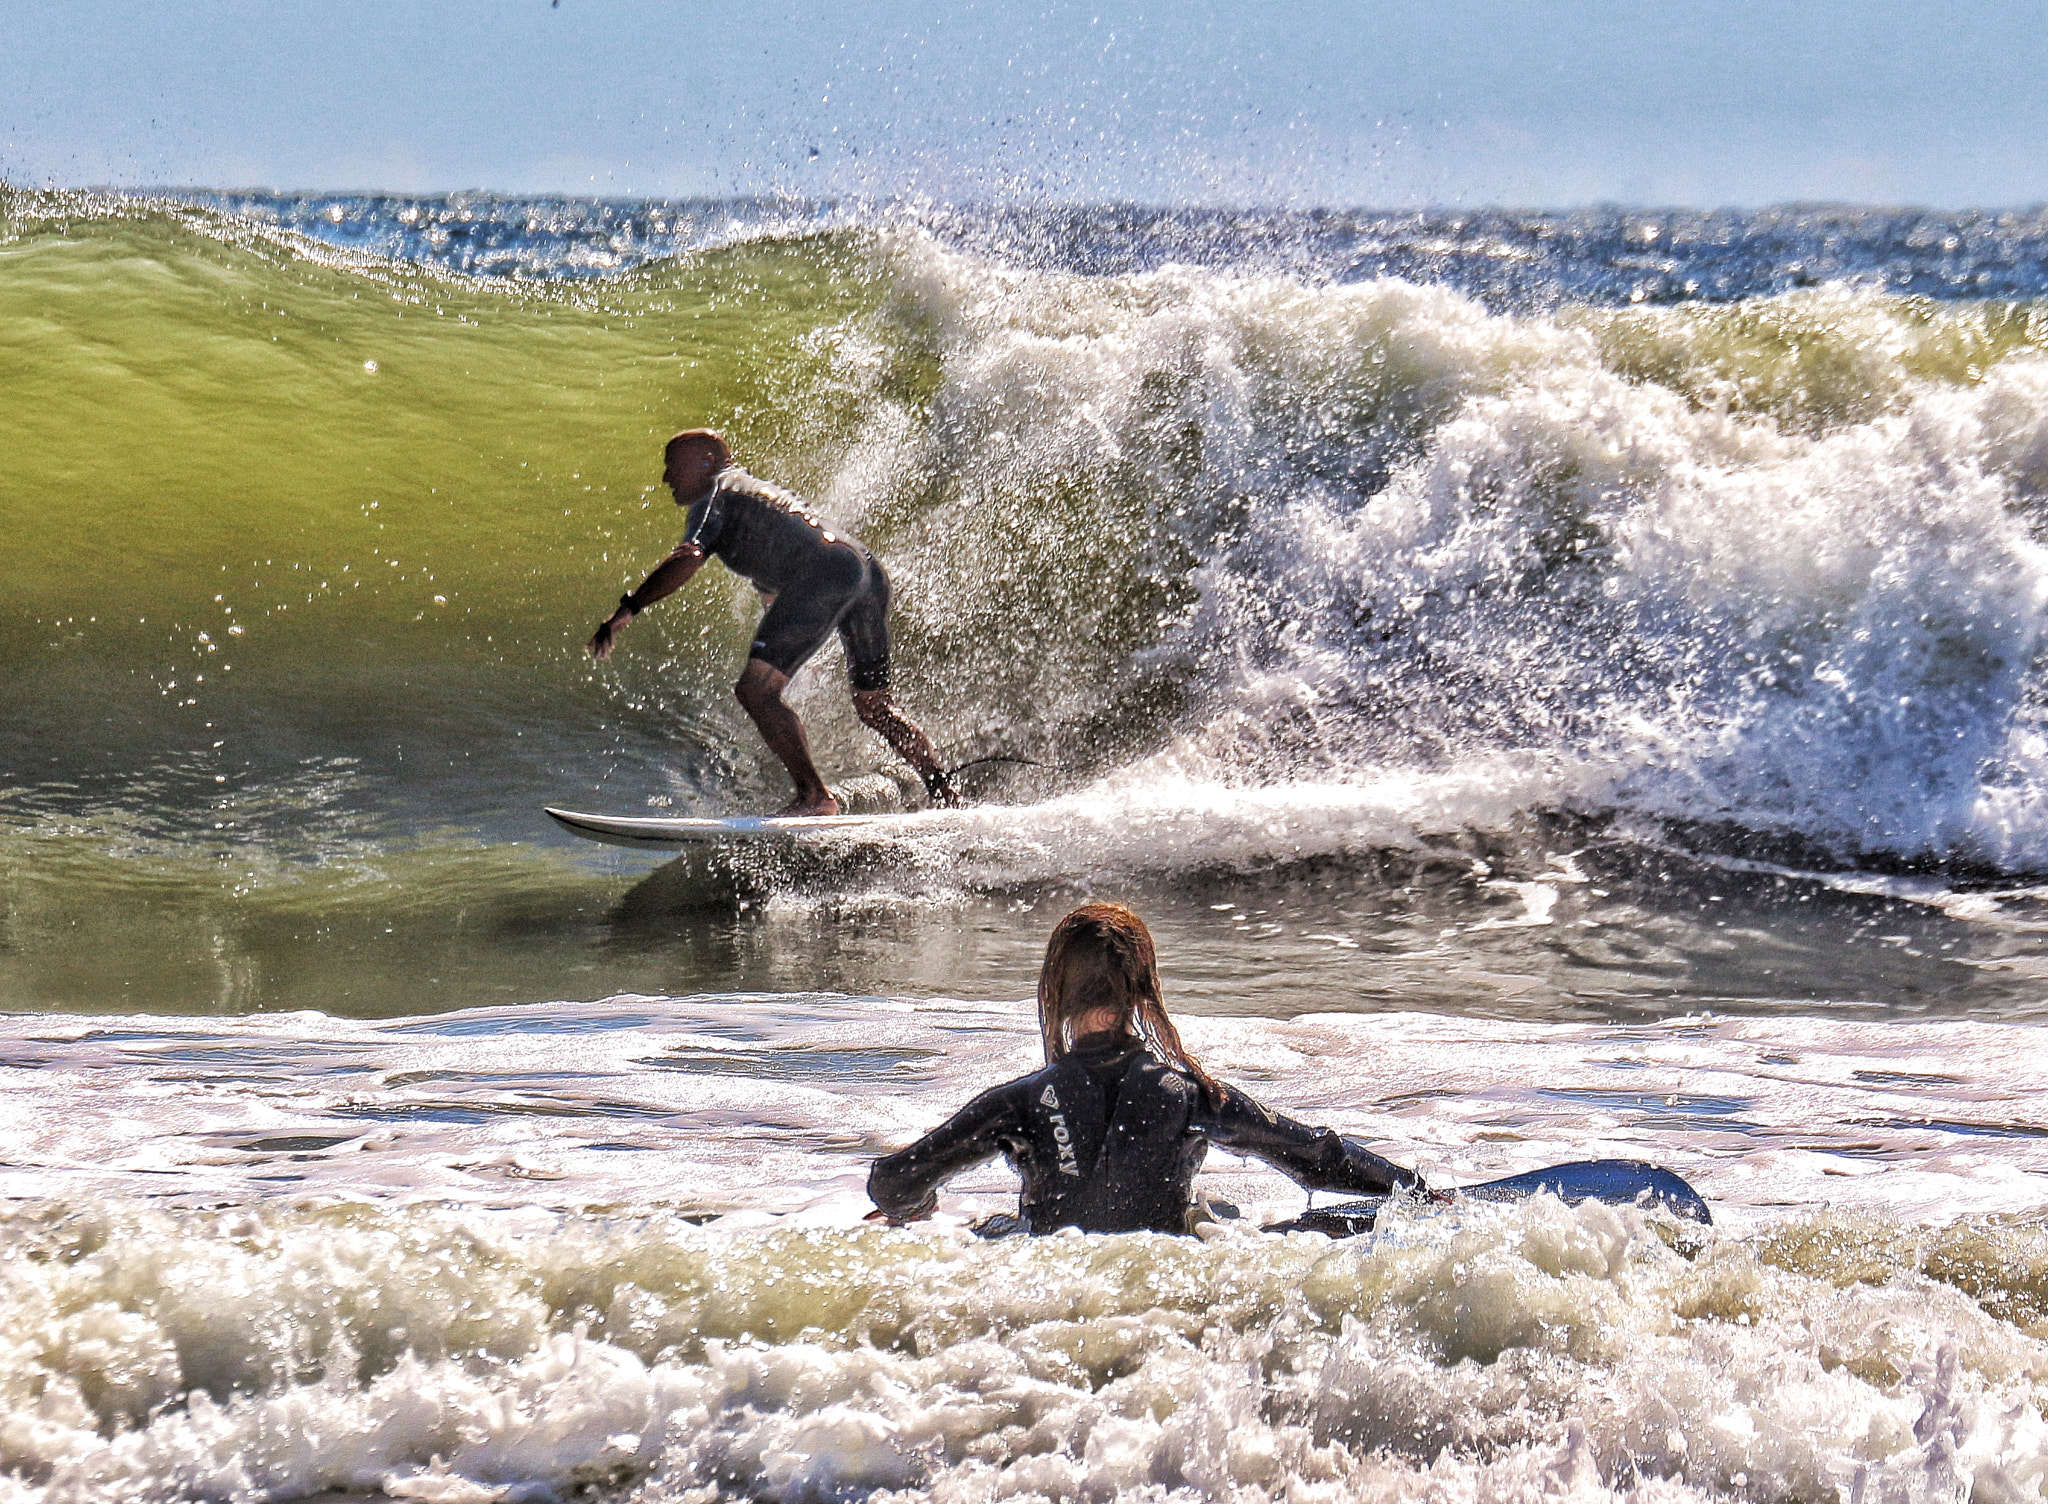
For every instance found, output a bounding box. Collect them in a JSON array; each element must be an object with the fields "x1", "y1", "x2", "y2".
[
  {"x1": 835, "y1": 230, "x2": 2048, "y2": 867},
  {"x1": 13, "y1": 194, "x2": 2048, "y2": 874}
]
